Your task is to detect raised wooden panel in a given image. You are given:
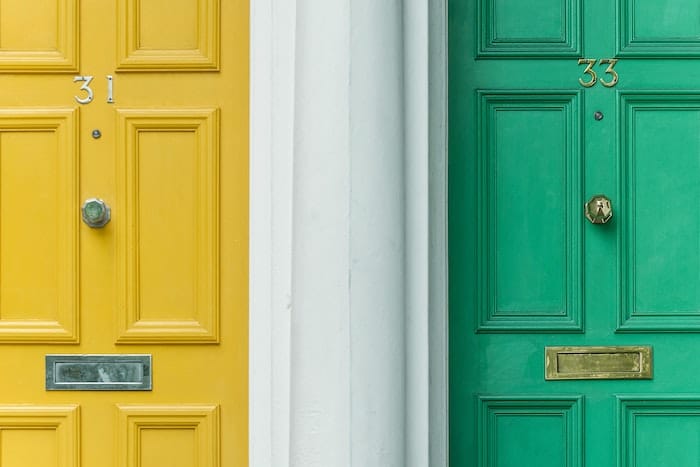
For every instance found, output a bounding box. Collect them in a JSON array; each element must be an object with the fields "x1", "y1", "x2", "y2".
[
  {"x1": 0, "y1": 0, "x2": 78, "y2": 71},
  {"x1": 618, "y1": 93, "x2": 700, "y2": 331},
  {"x1": 117, "y1": 405, "x2": 219, "y2": 467},
  {"x1": 478, "y1": 0, "x2": 581, "y2": 57},
  {"x1": 0, "y1": 405, "x2": 79, "y2": 467},
  {"x1": 116, "y1": 109, "x2": 219, "y2": 343},
  {"x1": 117, "y1": 0, "x2": 220, "y2": 71},
  {"x1": 477, "y1": 92, "x2": 583, "y2": 332},
  {"x1": 618, "y1": 0, "x2": 700, "y2": 56},
  {"x1": 619, "y1": 397, "x2": 700, "y2": 466},
  {"x1": 478, "y1": 396, "x2": 583, "y2": 467},
  {"x1": 0, "y1": 109, "x2": 78, "y2": 342}
]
